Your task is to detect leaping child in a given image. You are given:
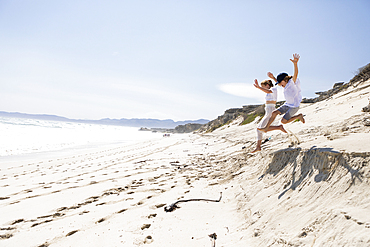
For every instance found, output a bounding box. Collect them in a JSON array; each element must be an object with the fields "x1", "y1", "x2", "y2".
[
  {"x1": 251, "y1": 79, "x2": 287, "y2": 153},
  {"x1": 258, "y1": 53, "x2": 305, "y2": 133}
]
